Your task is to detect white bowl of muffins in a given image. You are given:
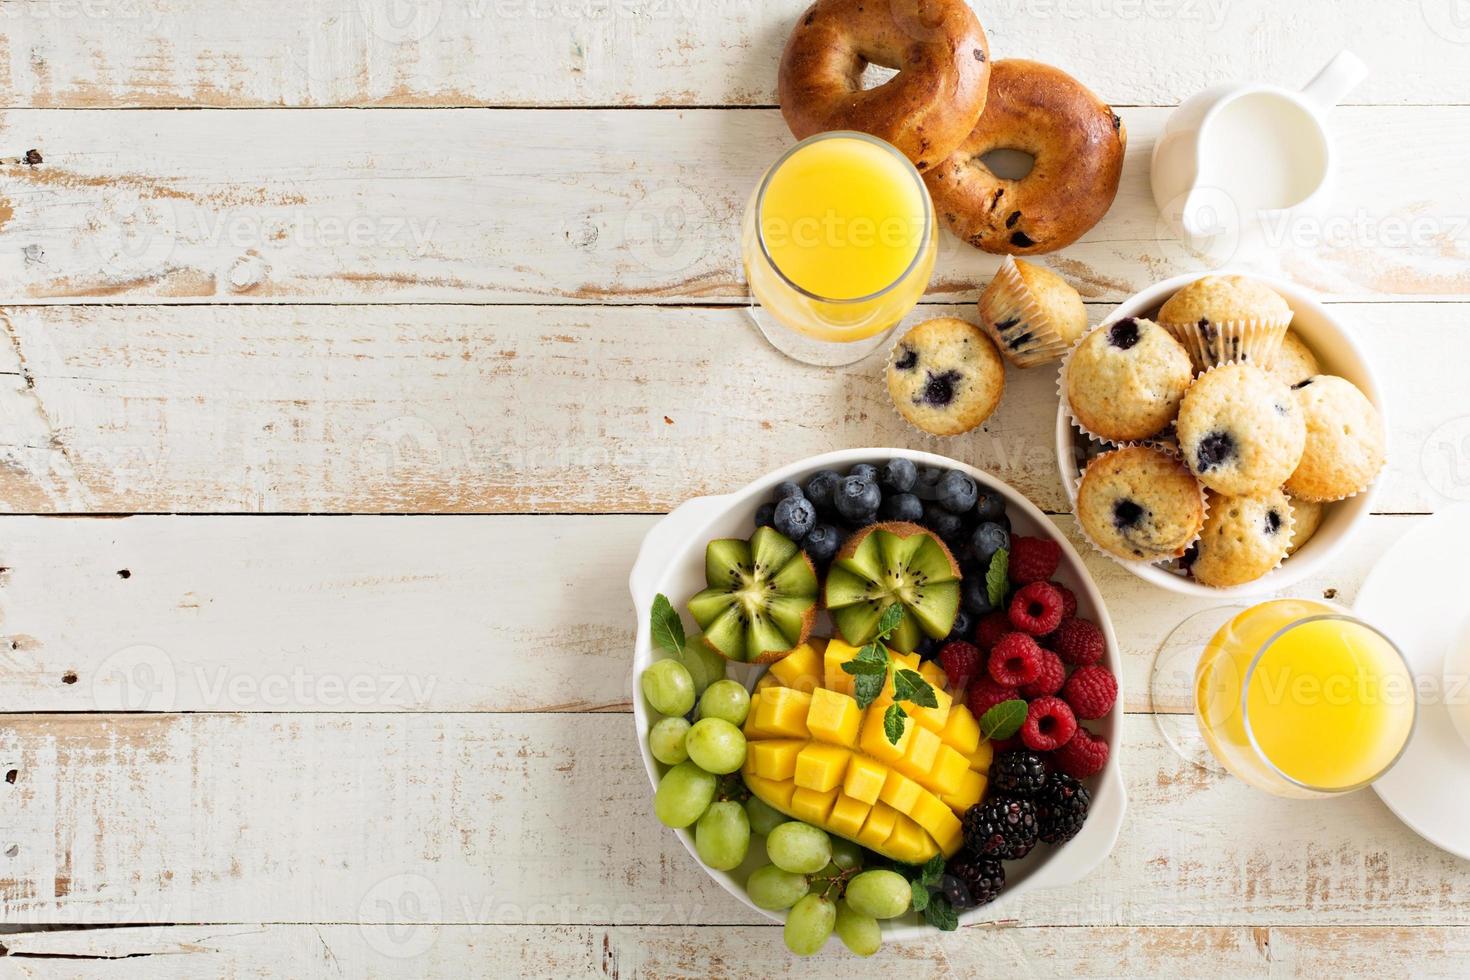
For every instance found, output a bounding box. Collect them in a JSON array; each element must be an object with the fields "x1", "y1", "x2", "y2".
[{"x1": 1052, "y1": 272, "x2": 1387, "y2": 597}]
